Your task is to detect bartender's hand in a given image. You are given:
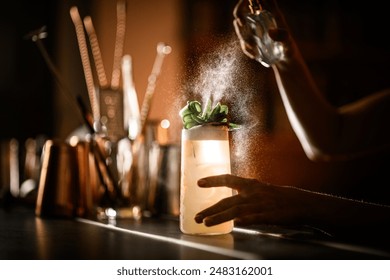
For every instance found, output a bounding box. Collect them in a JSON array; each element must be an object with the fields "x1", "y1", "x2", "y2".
[
  {"x1": 233, "y1": 0, "x2": 292, "y2": 62},
  {"x1": 194, "y1": 174, "x2": 310, "y2": 227}
]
